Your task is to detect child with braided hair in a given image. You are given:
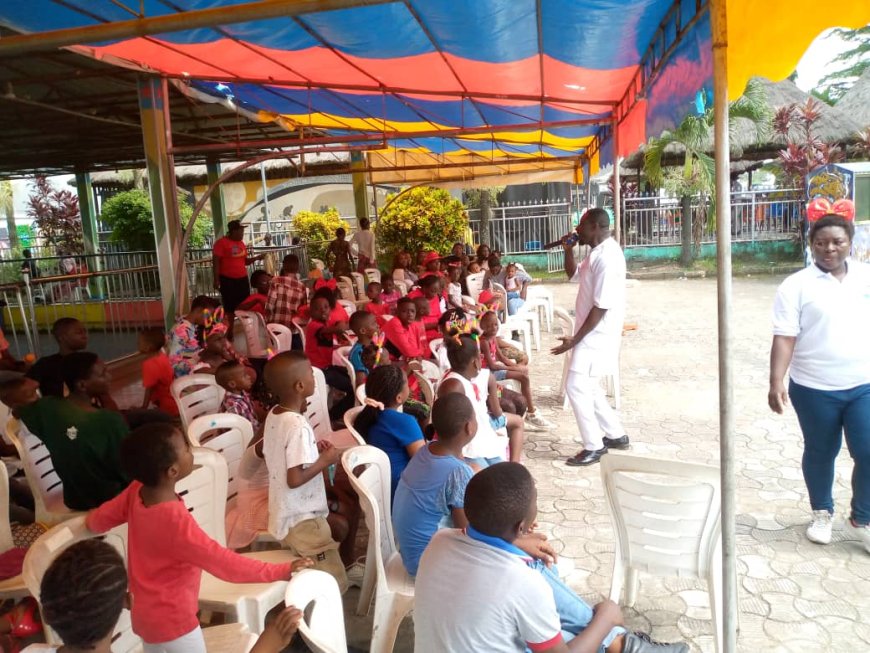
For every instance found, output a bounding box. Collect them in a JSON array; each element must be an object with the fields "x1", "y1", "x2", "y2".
[{"x1": 167, "y1": 295, "x2": 220, "y2": 378}]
